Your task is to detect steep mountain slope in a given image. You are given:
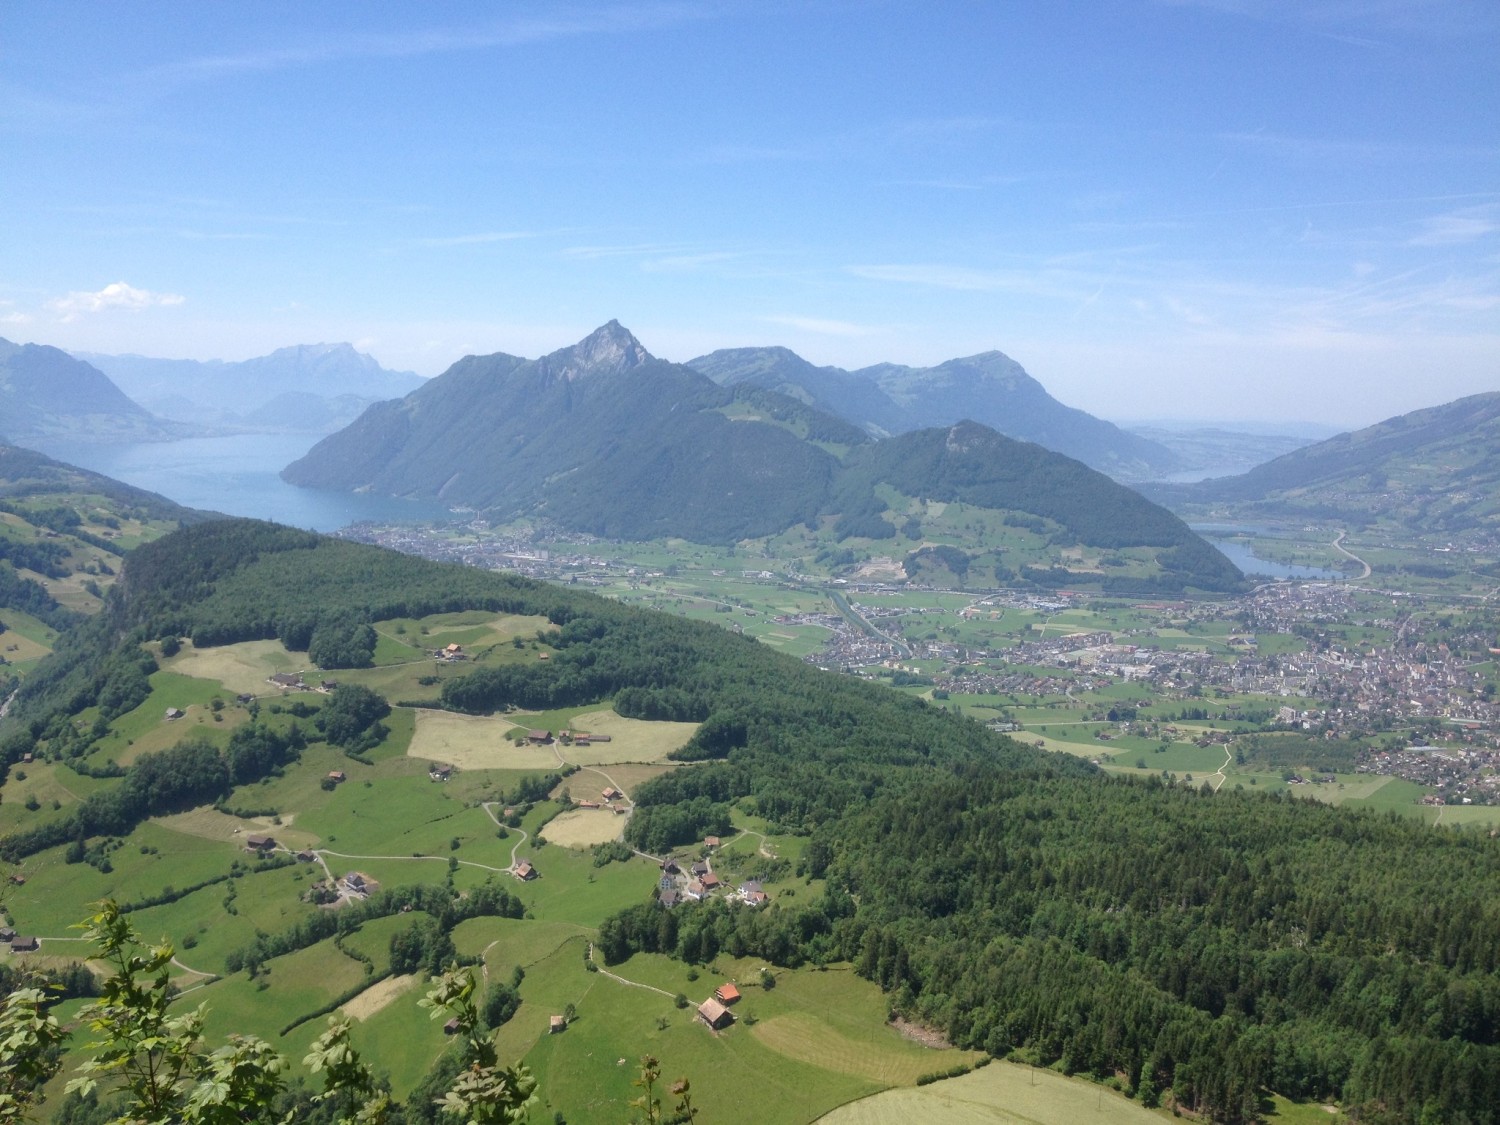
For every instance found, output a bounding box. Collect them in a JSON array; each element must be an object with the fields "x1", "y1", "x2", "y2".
[
  {"x1": 0, "y1": 339, "x2": 190, "y2": 445},
  {"x1": 79, "y1": 342, "x2": 425, "y2": 434},
  {"x1": 284, "y1": 323, "x2": 856, "y2": 543},
  {"x1": 1149, "y1": 392, "x2": 1500, "y2": 536},
  {"x1": 689, "y1": 345, "x2": 1183, "y2": 480},
  {"x1": 285, "y1": 323, "x2": 1240, "y2": 589}
]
